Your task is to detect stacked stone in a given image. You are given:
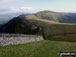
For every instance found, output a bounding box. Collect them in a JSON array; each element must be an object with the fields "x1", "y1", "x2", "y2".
[{"x1": 0, "y1": 34, "x2": 43, "y2": 46}]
